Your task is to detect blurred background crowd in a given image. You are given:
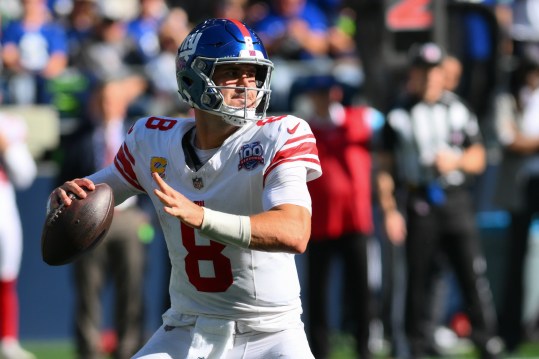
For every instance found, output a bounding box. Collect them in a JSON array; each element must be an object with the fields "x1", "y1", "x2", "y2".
[{"x1": 3, "y1": 0, "x2": 539, "y2": 358}]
